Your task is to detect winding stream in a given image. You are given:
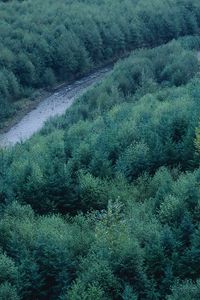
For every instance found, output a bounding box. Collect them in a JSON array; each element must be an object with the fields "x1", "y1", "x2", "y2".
[
  {"x1": 0, "y1": 66, "x2": 112, "y2": 147},
  {"x1": 1, "y1": 51, "x2": 199, "y2": 148}
]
